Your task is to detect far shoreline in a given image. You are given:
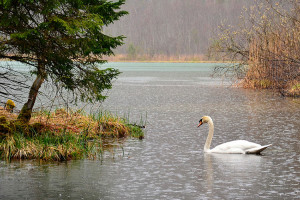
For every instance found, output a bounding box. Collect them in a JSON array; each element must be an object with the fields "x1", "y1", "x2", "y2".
[
  {"x1": 106, "y1": 60, "x2": 233, "y2": 64},
  {"x1": 104, "y1": 54, "x2": 236, "y2": 64},
  {"x1": 0, "y1": 58, "x2": 235, "y2": 64}
]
